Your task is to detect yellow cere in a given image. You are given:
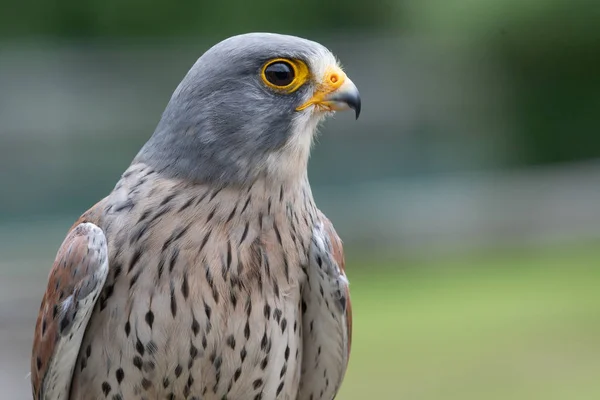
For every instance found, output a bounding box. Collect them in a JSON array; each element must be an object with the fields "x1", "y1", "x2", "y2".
[
  {"x1": 296, "y1": 65, "x2": 347, "y2": 112},
  {"x1": 260, "y1": 58, "x2": 311, "y2": 93}
]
